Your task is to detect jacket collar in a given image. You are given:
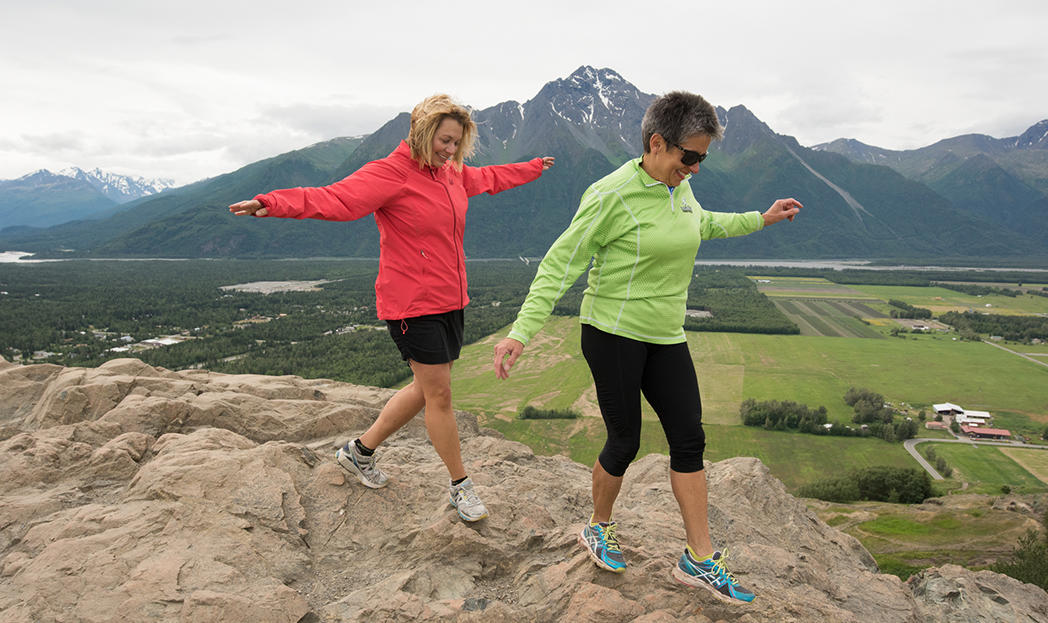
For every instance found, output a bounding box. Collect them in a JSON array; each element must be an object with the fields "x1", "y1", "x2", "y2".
[
  {"x1": 632, "y1": 156, "x2": 691, "y2": 188},
  {"x1": 394, "y1": 140, "x2": 443, "y2": 173}
]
